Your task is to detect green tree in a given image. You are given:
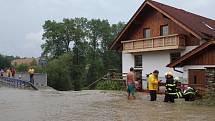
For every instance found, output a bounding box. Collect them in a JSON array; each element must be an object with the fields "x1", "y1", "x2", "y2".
[
  {"x1": 0, "y1": 54, "x2": 11, "y2": 69},
  {"x1": 42, "y1": 20, "x2": 69, "y2": 58},
  {"x1": 111, "y1": 22, "x2": 125, "y2": 37},
  {"x1": 71, "y1": 18, "x2": 88, "y2": 91},
  {"x1": 100, "y1": 22, "x2": 125, "y2": 72},
  {"x1": 87, "y1": 19, "x2": 111, "y2": 60},
  {"x1": 86, "y1": 58, "x2": 104, "y2": 89},
  {"x1": 32, "y1": 65, "x2": 46, "y2": 73},
  {"x1": 84, "y1": 19, "x2": 111, "y2": 86},
  {"x1": 16, "y1": 64, "x2": 29, "y2": 72},
  {"x1": 46, "y1": 53, "x2": 73, "y2": 91},
  {"x1": 41, "y1": 18, "x2": 125, "y2": 90},
  {"x1": 30, "y1": 58, "x2": 37, "y2": 66}
]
